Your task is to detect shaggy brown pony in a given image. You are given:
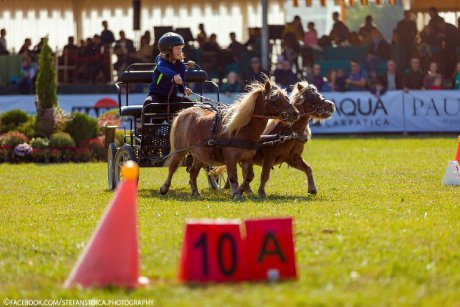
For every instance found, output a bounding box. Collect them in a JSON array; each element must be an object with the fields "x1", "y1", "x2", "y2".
[
  {"x1": 250, "y1": 81, "x2": 335, "y2": 197},
  {"x1": 160, "y1": 80, "x2": 299, "y2": 199}
]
